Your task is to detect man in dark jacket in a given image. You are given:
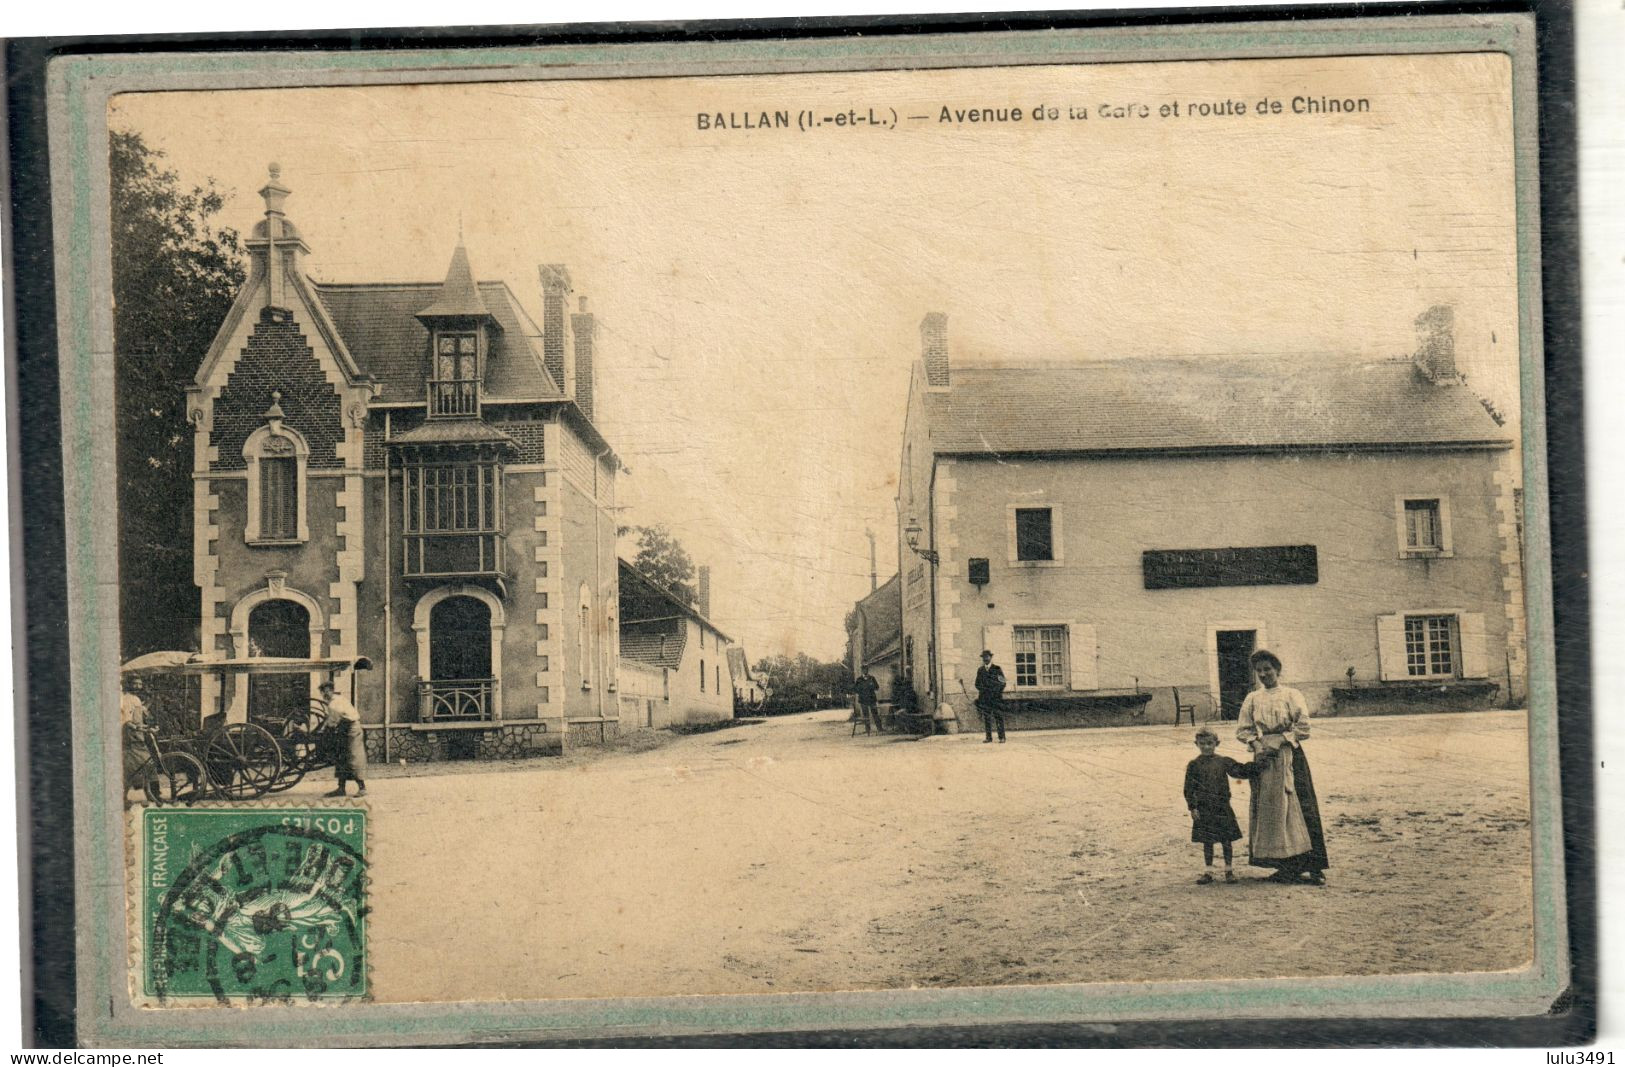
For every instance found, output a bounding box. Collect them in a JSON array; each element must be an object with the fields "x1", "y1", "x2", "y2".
[
  {"x1": 852, "y1": 671, "x2": 880, "y2": 735},
  {"x1": 974, "y1": 649, "x2": 1007, "y2": 743}
]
